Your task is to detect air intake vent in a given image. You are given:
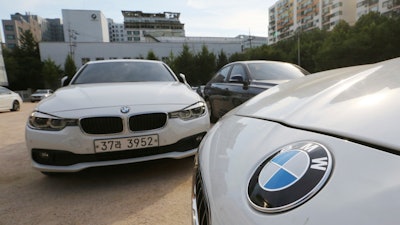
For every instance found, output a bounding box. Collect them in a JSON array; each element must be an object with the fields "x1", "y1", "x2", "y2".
[
  {"x1": 80, "y1": 117, "x2": 123, "y2": 134},
  {"x1": 129, "y1": 113, "x2": 167, "y2": 132}
]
